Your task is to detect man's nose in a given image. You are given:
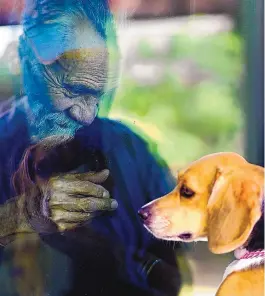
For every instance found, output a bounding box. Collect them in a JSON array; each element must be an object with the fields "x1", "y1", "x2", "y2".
[{"x1": 138, "y1": 207, "x2": 151, "y2": 221}]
